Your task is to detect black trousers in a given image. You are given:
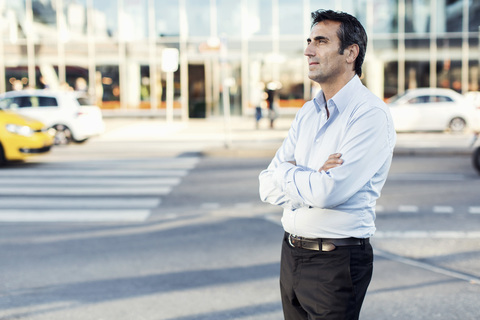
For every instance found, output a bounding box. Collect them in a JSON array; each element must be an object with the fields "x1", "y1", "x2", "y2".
[{"x1": 280, "y1": 233, "x2": 373, "y2": 320}]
